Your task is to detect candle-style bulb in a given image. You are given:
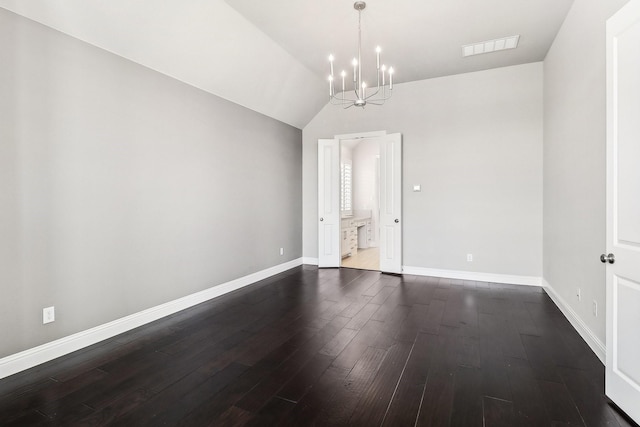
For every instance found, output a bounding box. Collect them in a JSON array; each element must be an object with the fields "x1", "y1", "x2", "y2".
[
  {"x1": 329, "y1": 54, "x2": 334, "y2": 77},
  {"x1": 388, "y1": 67, "x2": 394, "y2": 90},
  {"x1": 376, "y1": 46, "x2": 381, "y2": 69},
  {"x1": 352, "y1": 58, "x2": 358, "y2": 82}
]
